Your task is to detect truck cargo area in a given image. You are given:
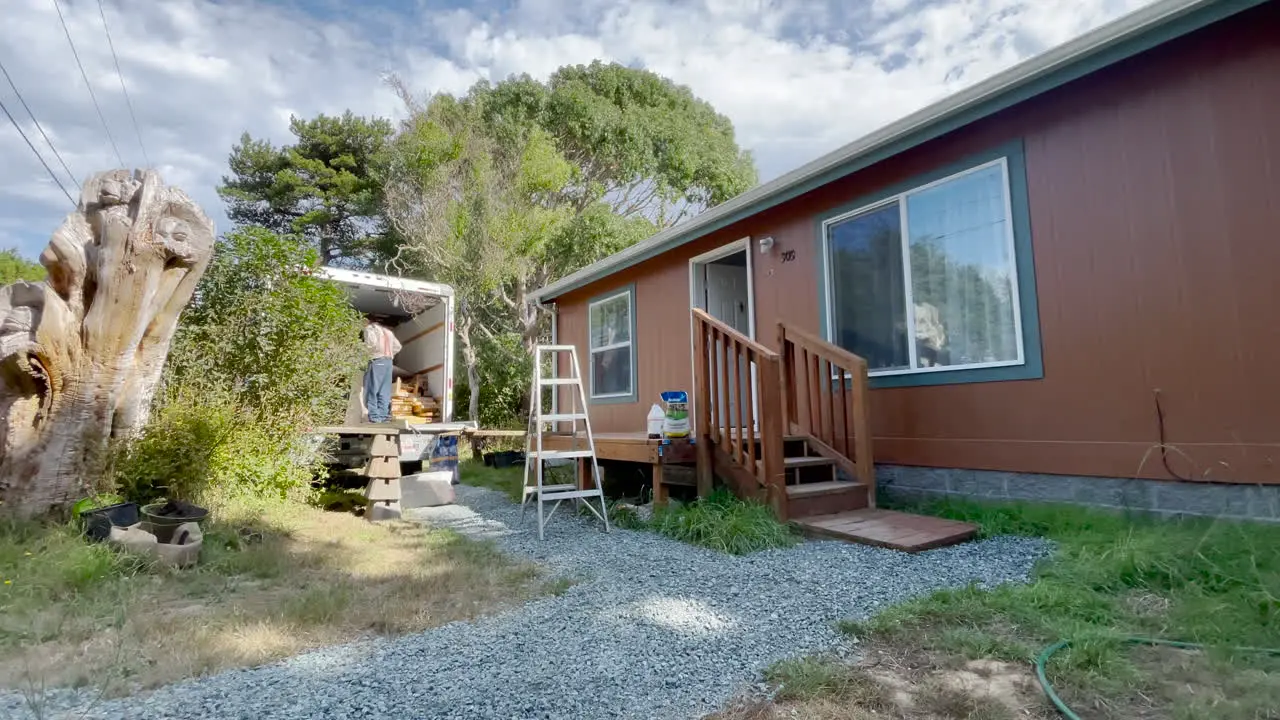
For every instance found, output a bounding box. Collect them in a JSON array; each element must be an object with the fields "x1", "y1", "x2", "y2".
[{"x1": 317, "y1": 267, "x2": 457, "y2": 433}]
